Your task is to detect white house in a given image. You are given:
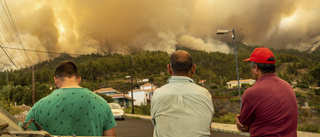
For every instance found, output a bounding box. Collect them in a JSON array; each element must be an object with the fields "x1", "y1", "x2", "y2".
[
  {"x1": 226, "y1": 79, "x2": 256, "y2": 89},
  {"x1": 140, "y1": 83, "x2": 157, "y2": 90},
  {"x1": 127, "y1": 83, "x2": 157, "y2": 106}
]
